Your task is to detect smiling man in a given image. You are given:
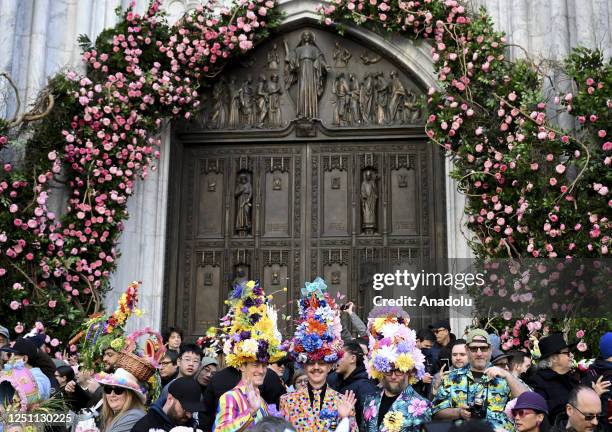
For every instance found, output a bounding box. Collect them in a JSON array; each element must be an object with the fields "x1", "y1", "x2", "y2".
[{"x1": 280, "y1": 277, "x2": 357, "y2": 432}]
